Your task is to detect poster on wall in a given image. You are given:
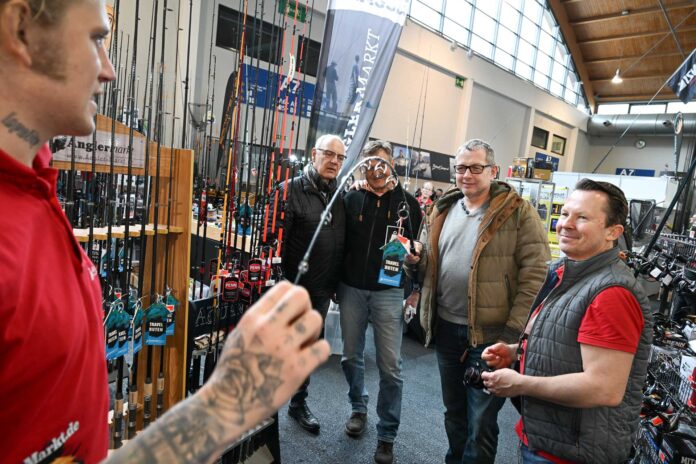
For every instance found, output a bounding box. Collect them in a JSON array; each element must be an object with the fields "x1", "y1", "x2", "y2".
[
  {"x1": 535, "y1": 153, "x2": 560, "y2": 171},
  {"x1": 239, "y1": 64, "x2": 315, "y2": 118},
  {"x1": 429, "y1": 152, "x2": 453, "y2": 183},
  {"x1": 369, "y1": 138, "x2": 454, "y2": 183},
  {"x1": 411, "y1": 149, "x2": 432, "y2": 179},
  {"x1": 392, "y1": 144, "x2": 411, "y2": 177}
]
